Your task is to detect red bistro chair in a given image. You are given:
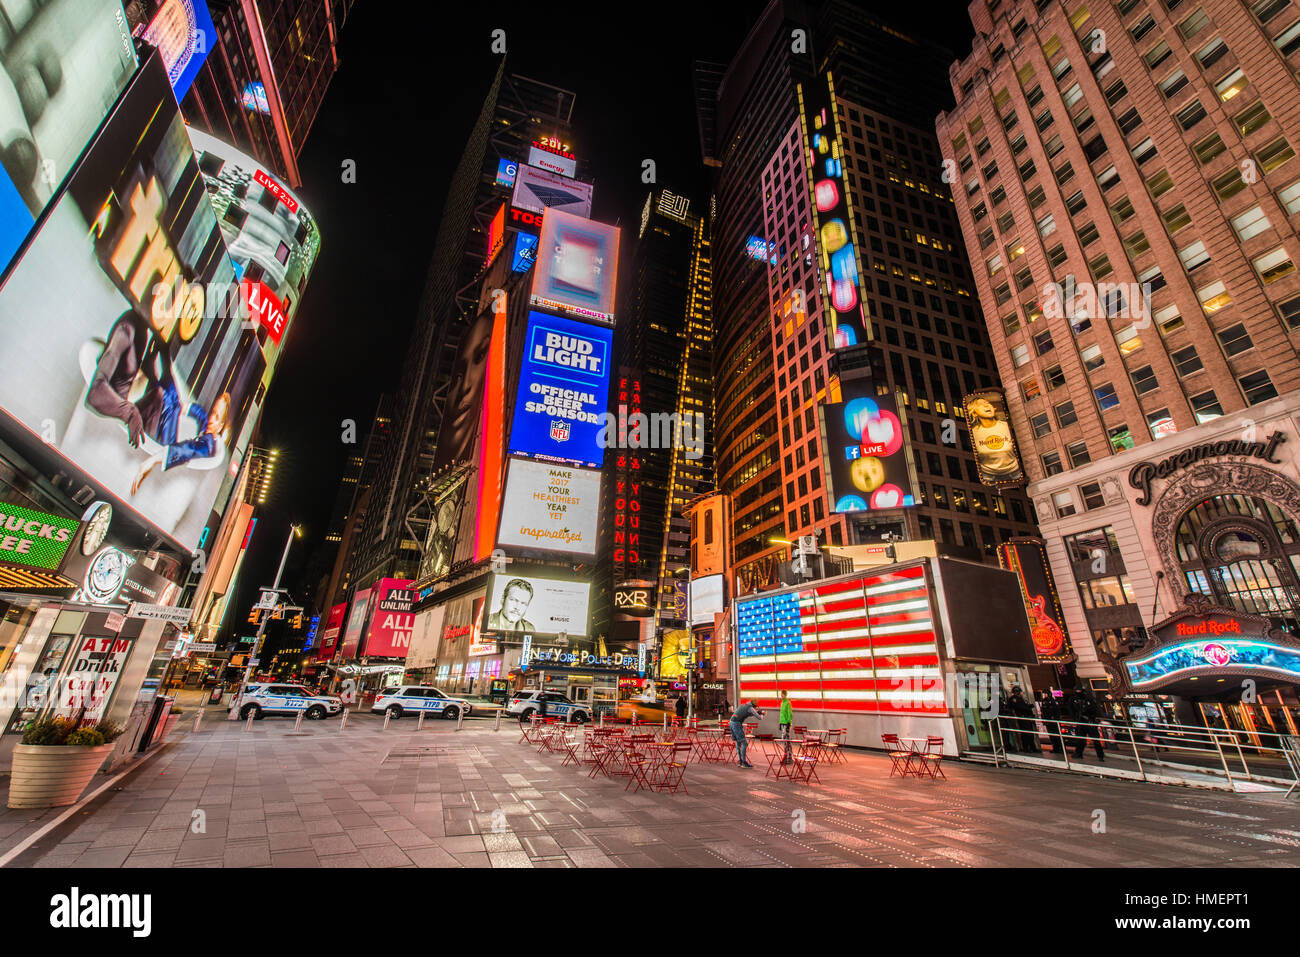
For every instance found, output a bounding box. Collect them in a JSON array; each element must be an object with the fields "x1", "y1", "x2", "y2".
[
  {"x1": 919, "y1": 736, "x2": 947, "y2": 781},
  {"x1": 652, "y1": 742, "x2": 693, "y2": 793},
  {"x1": 881, "y1": 733, "x2": 916, "y2": 777}
]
